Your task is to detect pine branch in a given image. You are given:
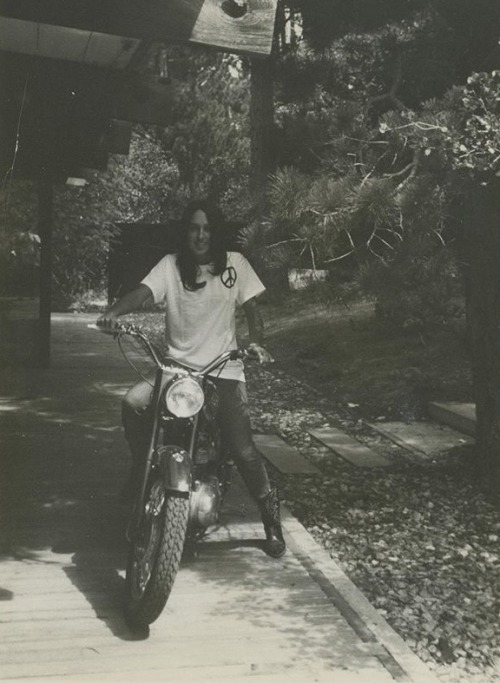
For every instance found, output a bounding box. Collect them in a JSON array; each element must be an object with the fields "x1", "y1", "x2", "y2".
[{"x1": 368, "y1": 55, "x2": 405, "y2": 112}]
